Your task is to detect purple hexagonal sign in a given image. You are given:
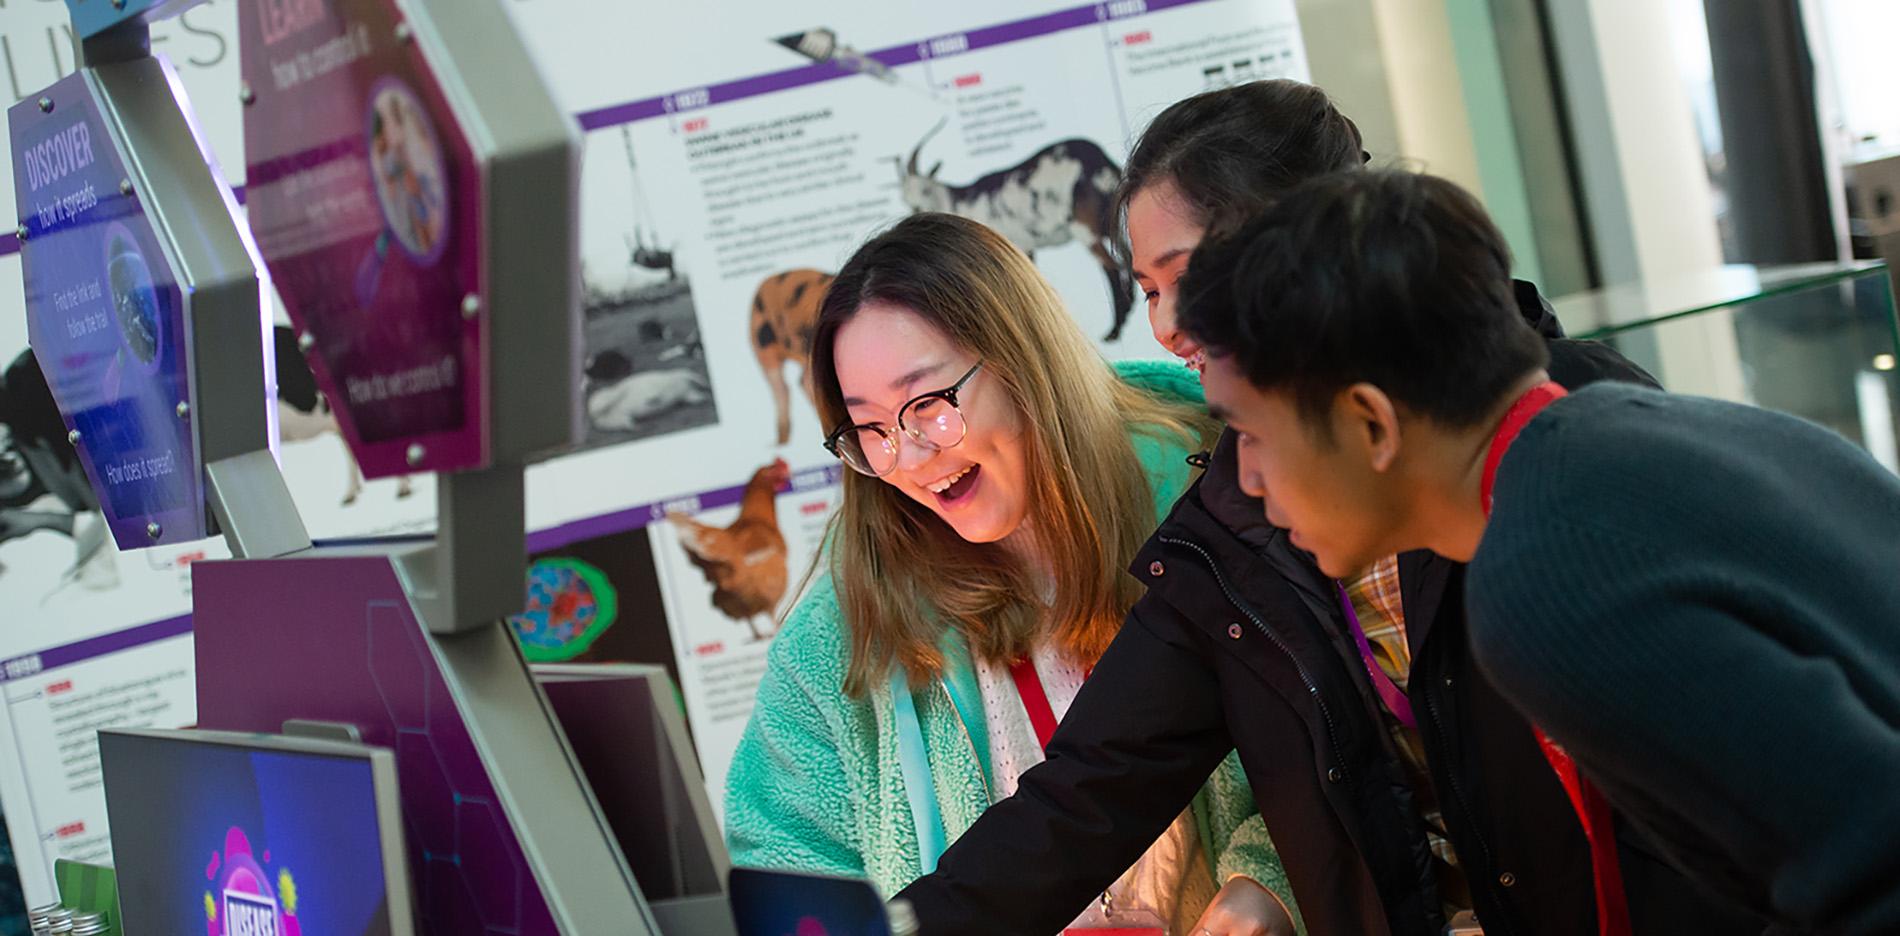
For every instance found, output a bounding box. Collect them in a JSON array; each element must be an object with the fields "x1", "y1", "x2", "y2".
[
  {"x1": 9, "y1": 72, "x2": 206, "y2": 549},
  {"x1": 241, "y1": 0, "x2": 486, "y2": 478}
]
